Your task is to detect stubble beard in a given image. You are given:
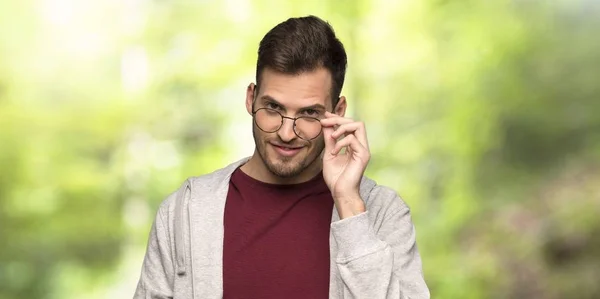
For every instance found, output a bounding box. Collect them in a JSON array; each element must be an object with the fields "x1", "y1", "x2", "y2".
[{"x1": 253, "y1": 125, "x2": 325, "y2": 178}]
